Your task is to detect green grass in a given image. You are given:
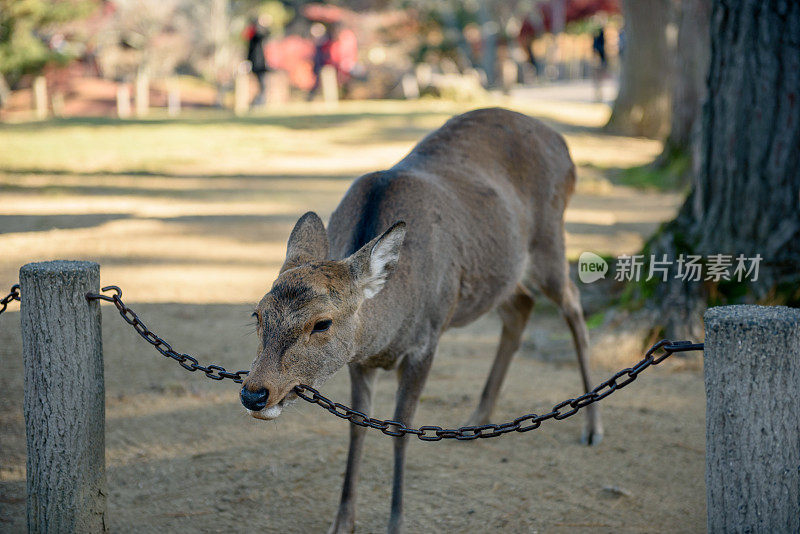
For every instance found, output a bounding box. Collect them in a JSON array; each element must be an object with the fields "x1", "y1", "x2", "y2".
[
  {"x1": 0, "y1": 100, "x2": 471, "y2": 176},
  {"x1": 607, "y1": 150, "x2": 691, "y2": 192},
  {"x1": 585, "y1": 311, "x2": 606, "y2": 330}
]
